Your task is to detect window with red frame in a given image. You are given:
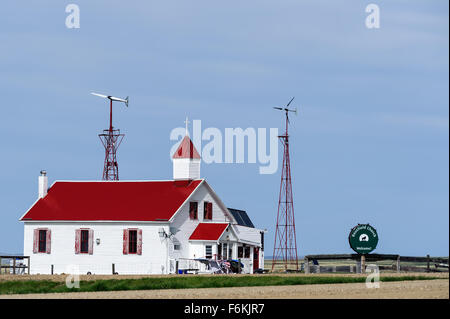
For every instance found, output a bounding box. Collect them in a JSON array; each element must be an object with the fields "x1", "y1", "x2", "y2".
[
  {"x1": 128, "y1": 230, "x2": 138, "y2": 254},
  {"x1": 189, "y1": 202, "x2": 198, "y2": 220},
  {"x1": 204, "y1": 202, "x2": 212, "y2": 220},
  {"x1": 80, "y1": 230, "x2": 89, "y2": 253},
  {"x1": 123, "y1": 228, "x2": 142, "y2": 255},
  {"x1": 38, "y1": 229, "x2": 47, "y2": 253}
]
